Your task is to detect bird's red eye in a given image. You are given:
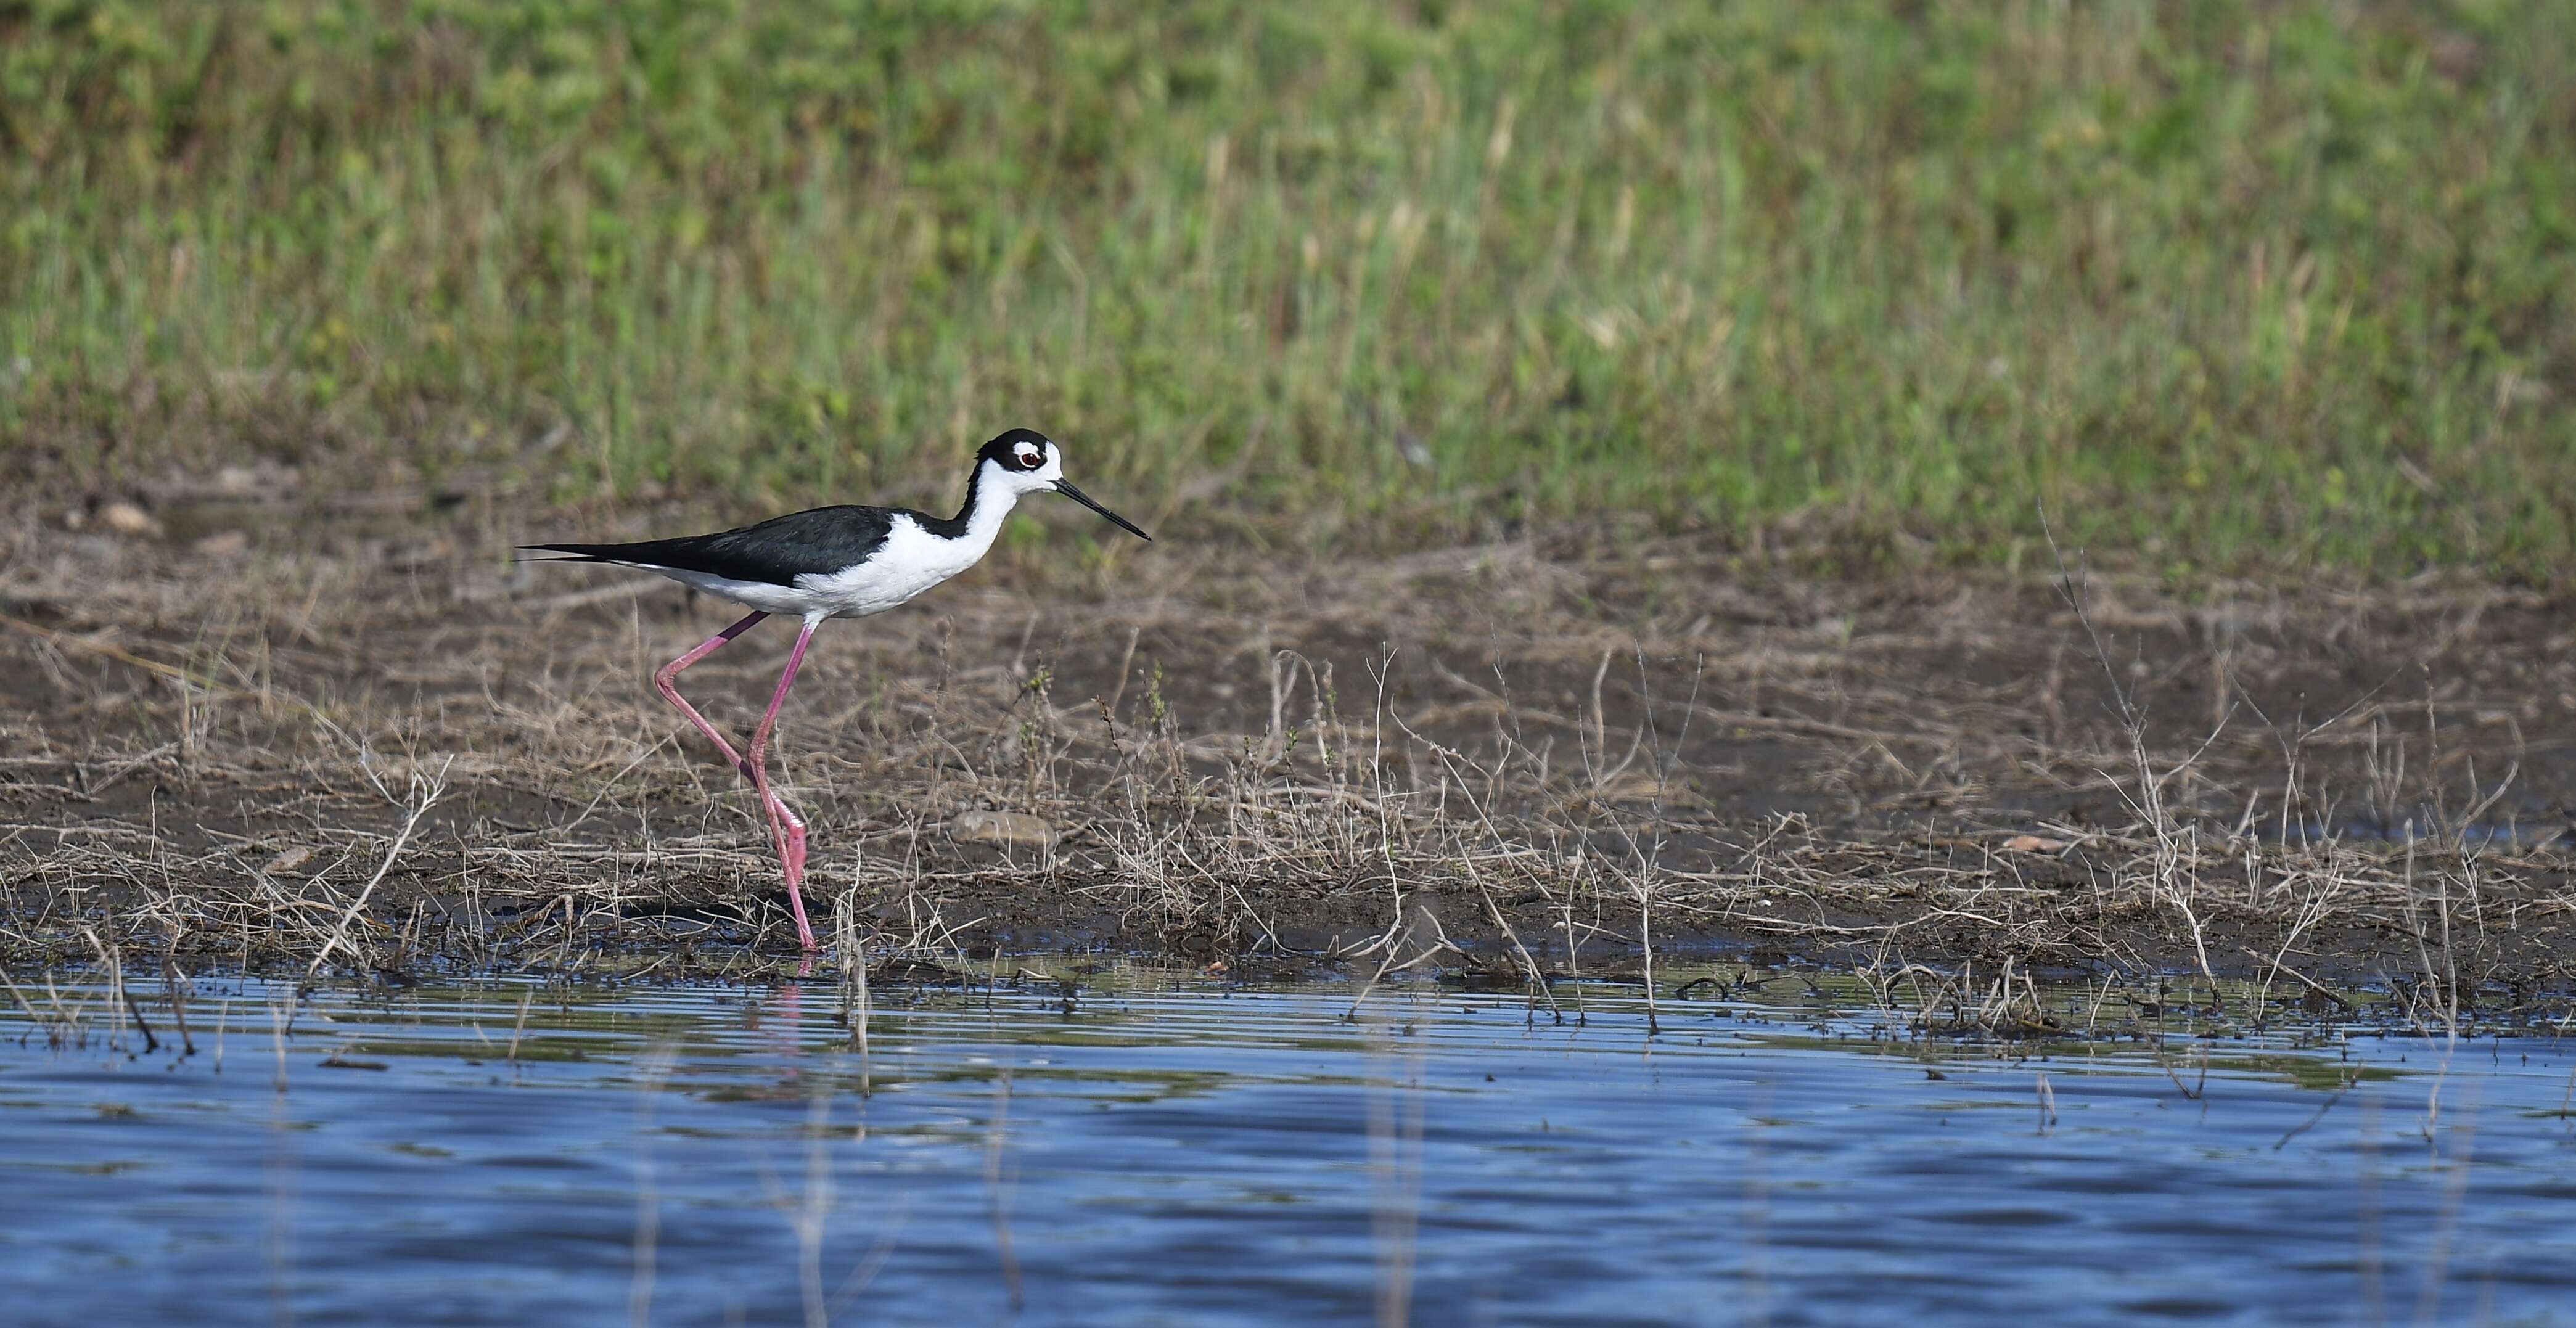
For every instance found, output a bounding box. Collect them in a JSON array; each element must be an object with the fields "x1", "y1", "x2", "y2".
[{"x1": 1015, "y1": 443, "x2": 1044, "y2": 469}]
